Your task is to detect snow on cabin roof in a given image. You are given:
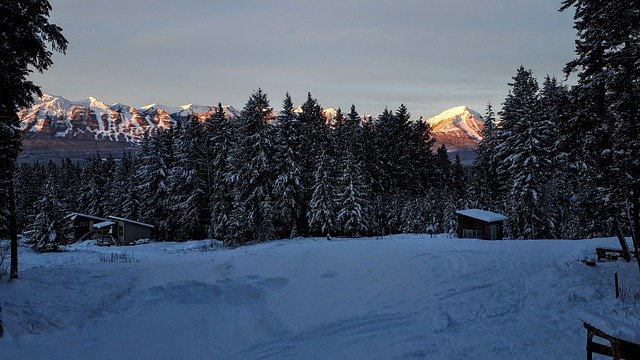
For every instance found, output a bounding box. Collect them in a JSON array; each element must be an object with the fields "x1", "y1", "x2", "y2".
[
  {"x1": 107, "y1": 216, "x2": 154, "y2": 228},
  {"x1": 456, "y1": 209, "x2": 507, "y2": 223},
  {"x1": 67, "y1": 212, "x2": 108, "y2": 222},
  {"x1": 93, "y1": 221, "x2": 115, "y2": 229}
]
